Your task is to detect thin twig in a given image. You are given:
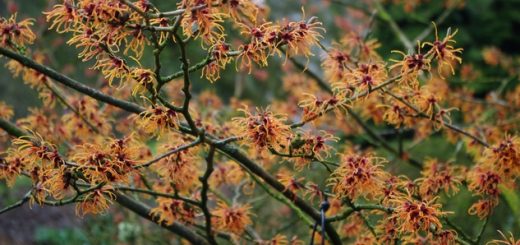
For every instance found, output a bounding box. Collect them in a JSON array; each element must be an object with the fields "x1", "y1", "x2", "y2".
[
  {"x1": 384, "y1": 90, "x2": 490, "y2": 147},
  {"x1": 174, "y1": 32, "x2": 199, "y2": 134},
  {"x1": 0, "y1": 191, "x2": 31, "y2": 215},
  {"x1": 43, "y1": 81, "x2": 100, "y2": 134},
  {"x1": 474, "y1": 214, "x2": 491, "y2": 244},
  {"x1": 116, "y1": 185, "x2": 199, "y2": 206},
  {"x1": 134, "y1": 138, "x2": 202, "y2": 169}
]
